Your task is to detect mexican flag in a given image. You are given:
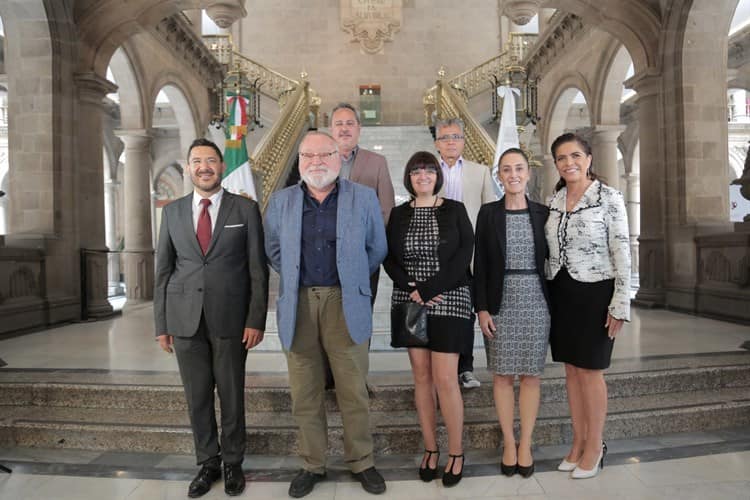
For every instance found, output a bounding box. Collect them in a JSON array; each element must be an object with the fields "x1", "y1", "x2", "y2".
[{"x1": 221, "y1": 91, "x2": 258, "y2": 200}]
